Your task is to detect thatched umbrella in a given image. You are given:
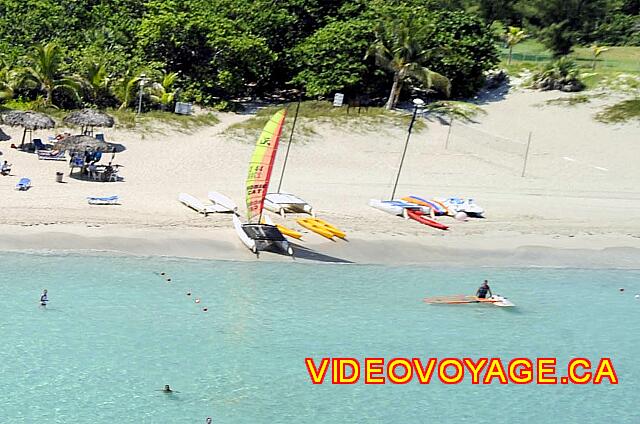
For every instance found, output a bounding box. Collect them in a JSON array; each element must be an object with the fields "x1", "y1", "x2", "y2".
[
  {"x1": 1, "y1": 110, "x2": 56, "y2": 148},
  {"x1": 63, "y1": 109, "x2": 114, "y2": 136},
  {"x1": 54, "y1": 134, "x2": 125, "y2": 154}
]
